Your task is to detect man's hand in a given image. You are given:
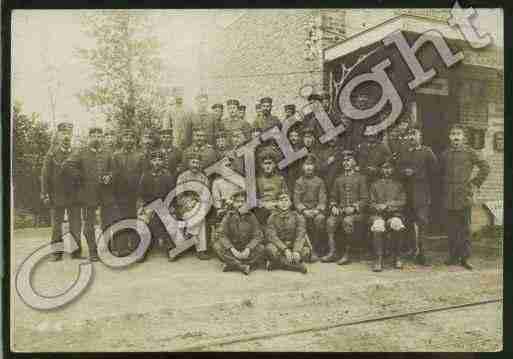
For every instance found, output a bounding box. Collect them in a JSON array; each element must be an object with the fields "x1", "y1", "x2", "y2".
[
  {"x1": 40, "y1": 193, "x2": 50, "y2": 205},
  {"x1": 327, "y1": 156, "x2": 335, "y2": 165},
  {"x1": 241, "y1": 247, "x2": 250, "y2": 259},
  {"x1": 343, "y1": 206, "x2": 355, "y2": 215},
  {"x1": 331, "y1": 206, "x2": 340, "y2": 216},
  {"x1": 284, "y1": 249, "x2": 293, "y2": 264},
  {"x1": 375, "y1": 203, "x2": 387, "y2": 212},
  {"x1": 303, "y1": 209, "x2": 314, "y2": 218},
  {"x1": 230, "y1": 247, "x2": 241, "y2": 259},
  {"x1": 291, "y1": 251, "x2": 301, "y2": 264}
]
